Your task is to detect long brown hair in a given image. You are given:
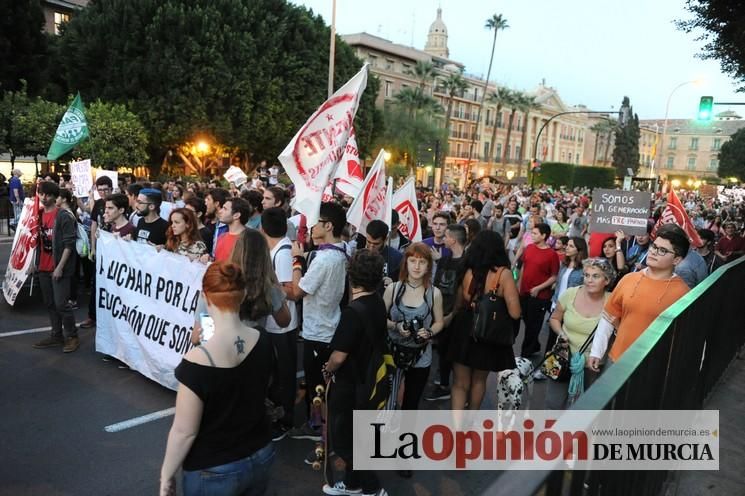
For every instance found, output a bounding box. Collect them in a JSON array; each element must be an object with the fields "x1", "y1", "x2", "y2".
[
  {"x1": 398, "y1": 242, "x2": 433, "y2": 288},
  {"x1": 165, "y1": 208, "x2": 201, "y2": 252},
  {"x1": 230, "y1": 229, "x2": 279, "y2": 322}
]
